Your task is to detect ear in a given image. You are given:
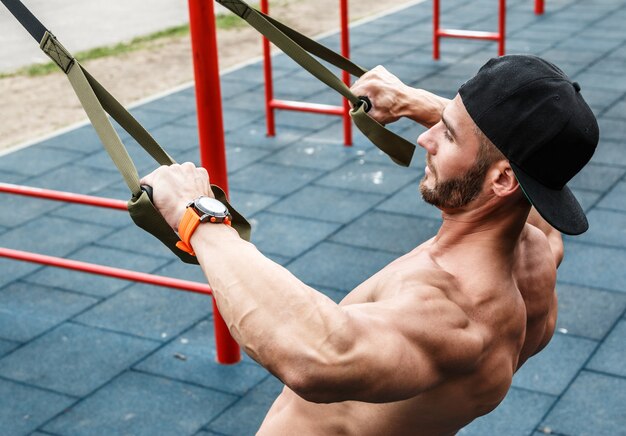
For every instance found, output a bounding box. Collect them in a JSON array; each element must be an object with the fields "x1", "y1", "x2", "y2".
[{"x1": 489, "y1": 160, "x2": 519, "y2": 198}]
